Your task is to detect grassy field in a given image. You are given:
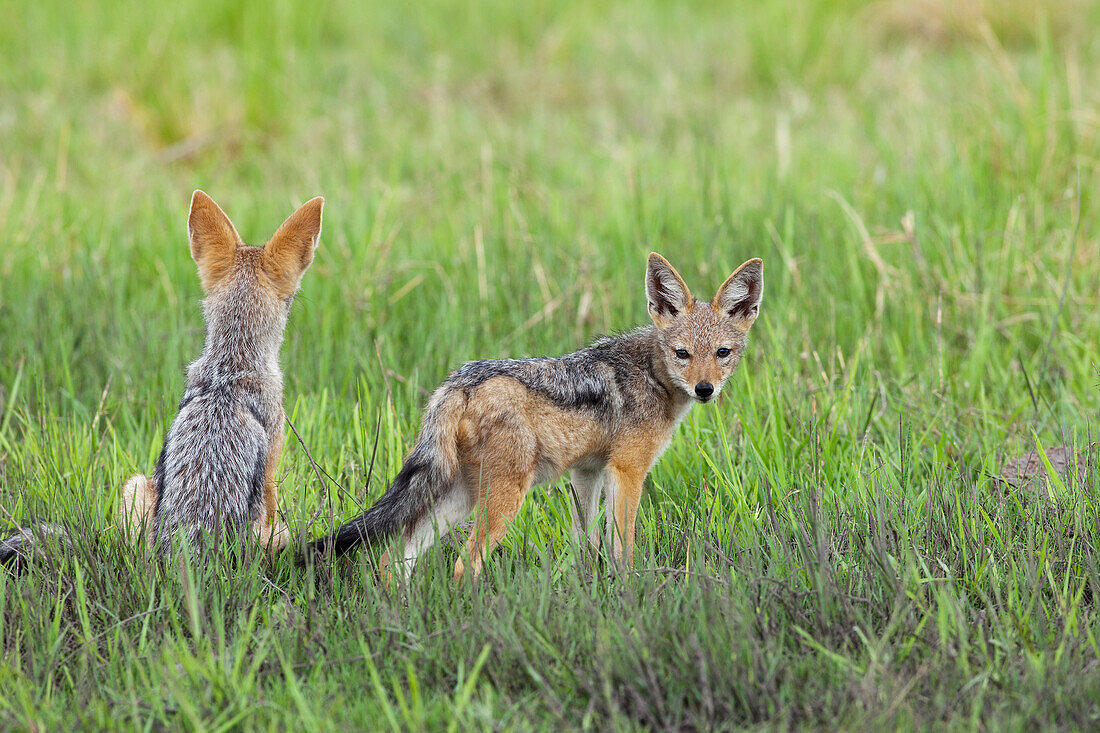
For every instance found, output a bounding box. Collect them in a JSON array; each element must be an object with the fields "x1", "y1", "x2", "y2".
[{"x1": 2, "y1": 0, "x2": 1100, "y2": 728}]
